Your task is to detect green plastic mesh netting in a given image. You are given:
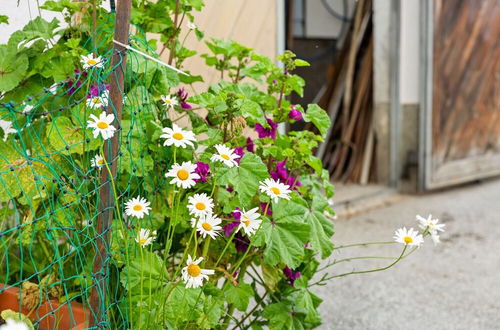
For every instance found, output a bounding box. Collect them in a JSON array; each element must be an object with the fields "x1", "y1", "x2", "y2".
[{"x1": 0, "y1": 16, "x2": 177, "y2": 329}]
